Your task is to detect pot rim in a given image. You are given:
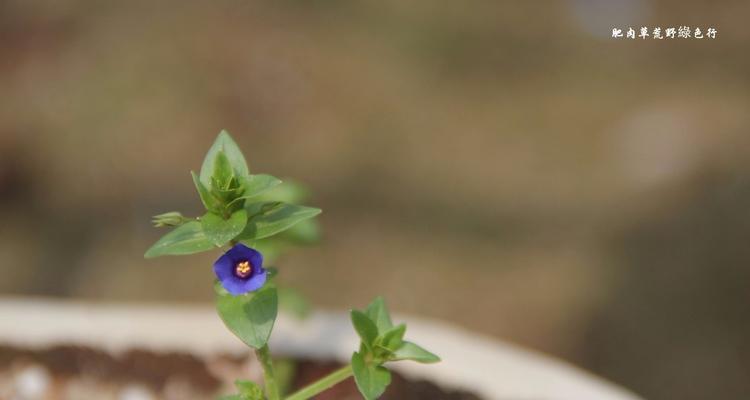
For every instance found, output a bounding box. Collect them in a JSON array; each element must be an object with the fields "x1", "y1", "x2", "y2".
[{"x1": 0, "y1": 296, "x2": 642, "y2": 400}]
